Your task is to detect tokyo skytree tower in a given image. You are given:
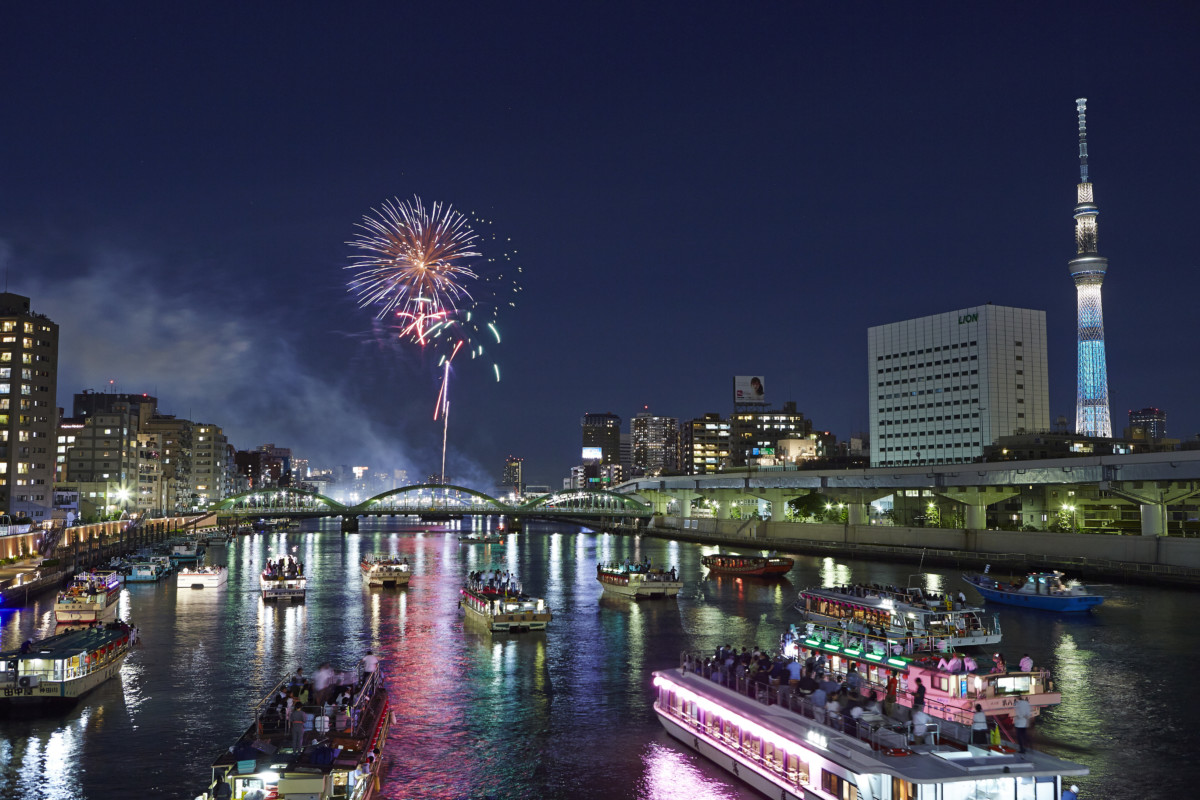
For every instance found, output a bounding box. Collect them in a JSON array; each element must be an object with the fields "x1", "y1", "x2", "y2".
[{"x1": 1069, "y1": 98, "x2": 1112, "y2": 438}]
